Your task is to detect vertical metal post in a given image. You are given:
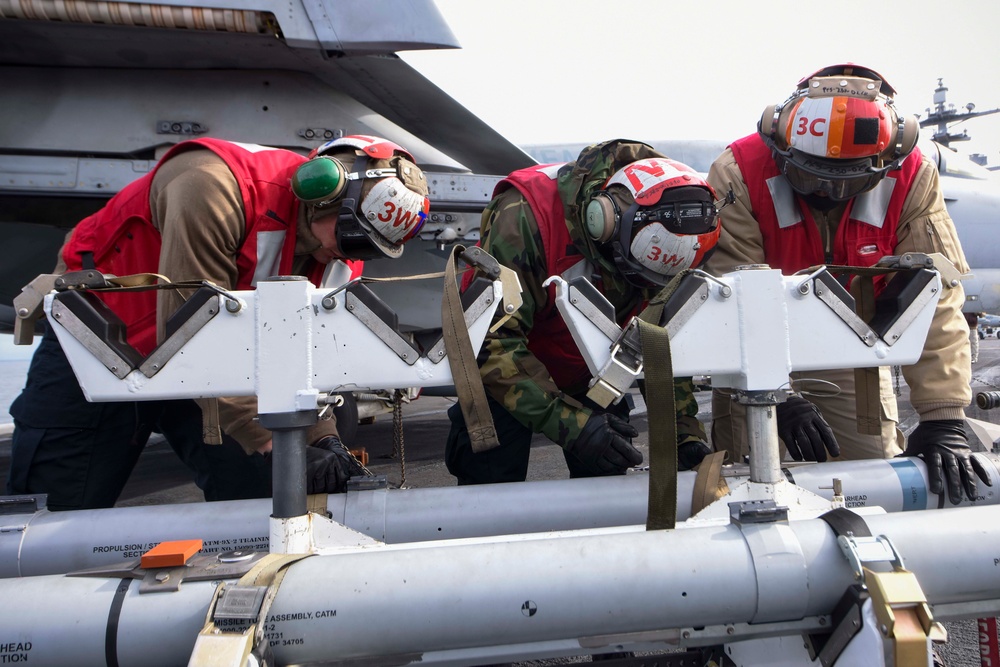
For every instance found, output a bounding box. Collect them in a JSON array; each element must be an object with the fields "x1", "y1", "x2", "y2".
[
  {"x1": 740, "y1": 391, "x2": 783, "y2": 484},
  {"x1": 266, "y1": 425, "x2": 310, "y2": 519},
  {"x1": 255, "y1": 277, "x2": 320, "y2": 553}
]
